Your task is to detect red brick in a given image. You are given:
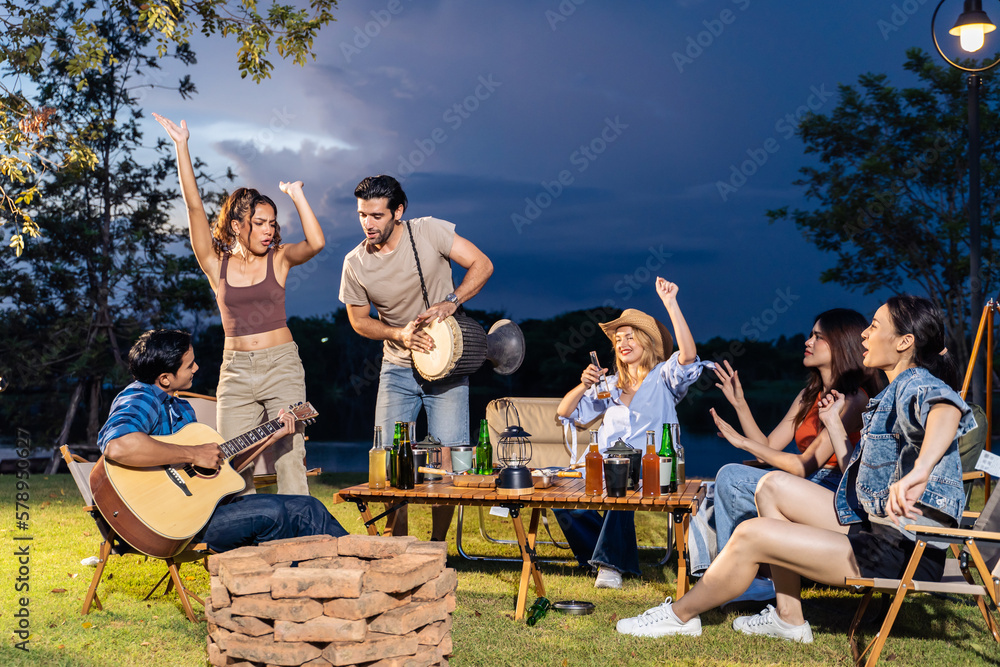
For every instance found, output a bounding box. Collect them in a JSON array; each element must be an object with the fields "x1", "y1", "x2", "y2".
[
  {"x1": 207, "y1": 636, "x2": 226, "y2": 667},
  {"x1": 405, "y1": 541, "x2": 448, "y2": 557},
  {"x1": 219, "y1": 555, "x2": 273, "y2": 595},
  {"x1": 209, "y1": 625, "x2": 232, "y2": 651},
  {"x1": 438, "y1": 635, "x2": 453, "y2": 657},
  {"x1": 231, "y1": 593, "x2": 323, "y2": 621},
  {"x1": 443, "y1": 592, "x2": 456, "y2": 614},
  {"x1": 365, "y1": 644, "x2": 437, "y2": 667},
  {"x1": 274, "y1": 616, "x2": 367, "y2": 642},
  {"x1": 368, "y1": 598, "x2": 449, "y2": 635},
  {"x1": 226, "y1": 634, "x2": 321, "y2": 665},
  {"x1": 415, "y1": 616, "x2": 452, "y2": 645},
  {"x1": 365, "y1": 554, "x2": 444, "y2": 593},
  {"x1": 204, "y1": 605, "x2": 274, "y2": 637},
  {"x1": 411, "y1": 569, "x2": 456, "y2": 601},
  {"x1": 323, "y1": 591, "x2": 409, "y2": 621},
  {"x1": 208, "y1": 545, "x2": 263, "y2": 575},
  {"x1": 337, "y1": 535, "x2": 416, "y2": 559},
  {"x1": 210, "y1": 576, "x2": 231, "y2": 609},
  {"x1": 259, "y1": 535, "x2": 339, "y2": 564},
  {"x1": 299, "y1": 556, "x2": 370, "y2": 571},
  {"x1": 271, "y1": 567, "x2": 365, "y2": 599},
  {"x1": 321, "y1": 632, "x2": 418, "y2": 666}
]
